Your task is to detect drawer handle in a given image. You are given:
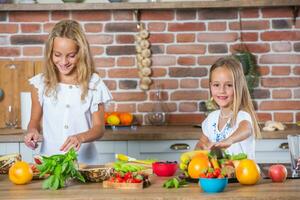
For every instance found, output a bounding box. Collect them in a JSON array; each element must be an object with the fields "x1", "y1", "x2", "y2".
[
  {"x1": 279, "y1": 142, "x2": 289, "y2": 149},
  {"x1": 170, "y1": 143, "x2": 190, "y2": 151}
]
